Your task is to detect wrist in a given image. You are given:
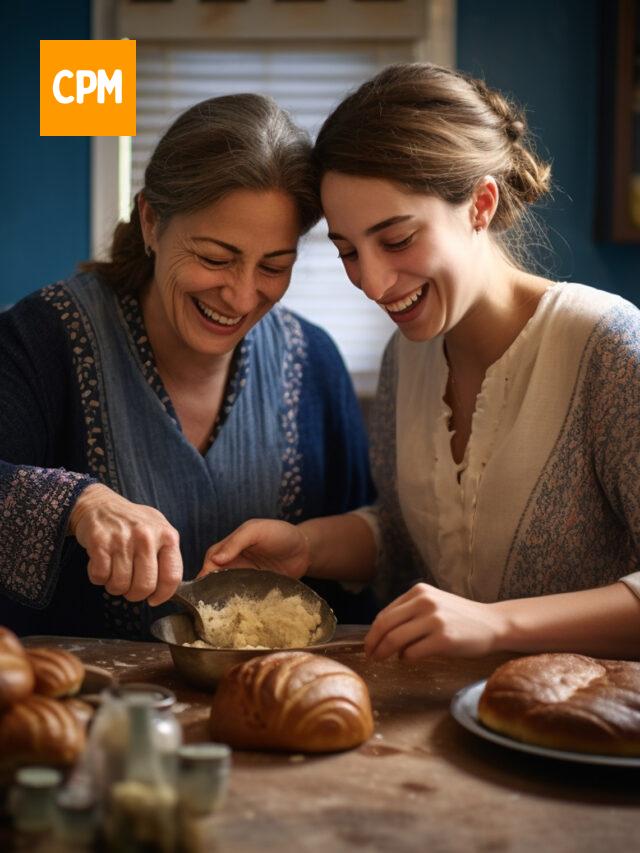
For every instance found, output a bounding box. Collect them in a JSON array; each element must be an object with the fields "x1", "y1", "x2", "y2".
[
  {"x1": 488, "y1": 600, "x2": 520, "y2": 653},
  {"x1": 297, "y1": 521, "x2": 317, "y2": 575},
  {"x1": 68, "y1": 483, "x2": 107, "y2": 537}
]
